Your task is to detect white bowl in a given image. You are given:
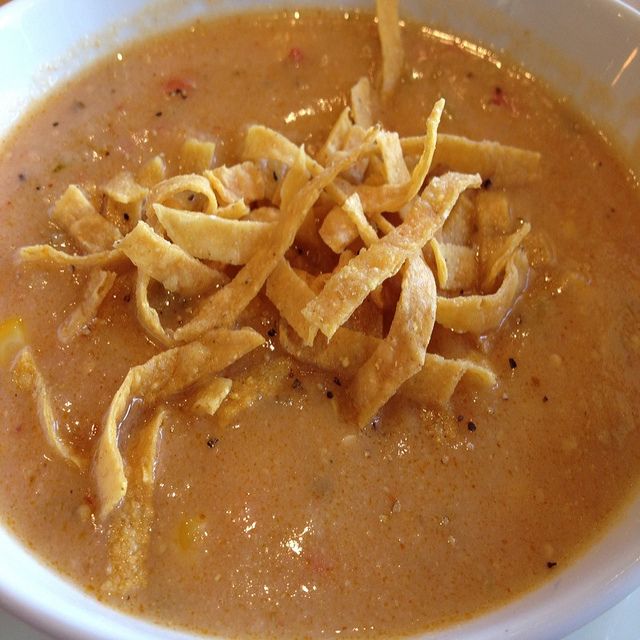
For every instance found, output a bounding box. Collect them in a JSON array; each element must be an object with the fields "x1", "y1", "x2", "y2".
[{"x1": 0, "y1": 1, "x2": 639, "y2": 639}]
